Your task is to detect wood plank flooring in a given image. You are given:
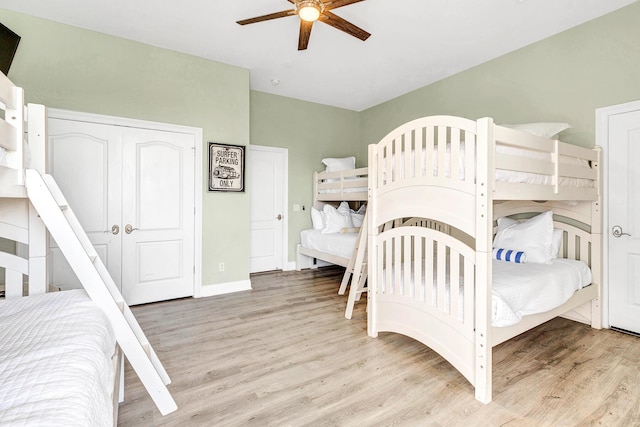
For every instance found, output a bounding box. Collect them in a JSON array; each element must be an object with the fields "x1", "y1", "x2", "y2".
[{"x1": 117, "y1": 266, "x2": 640, "y2": 427}]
